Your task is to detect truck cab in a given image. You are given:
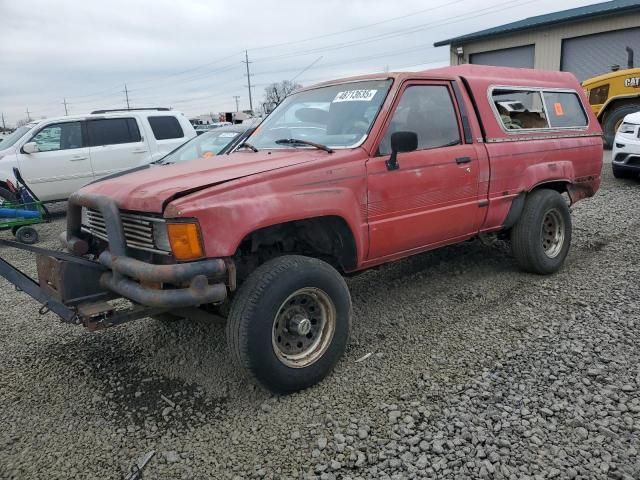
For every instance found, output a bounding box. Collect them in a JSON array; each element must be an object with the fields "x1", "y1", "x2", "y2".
[{"x1": 0, "y1": 65, "x2": 603, "y2": 394}]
